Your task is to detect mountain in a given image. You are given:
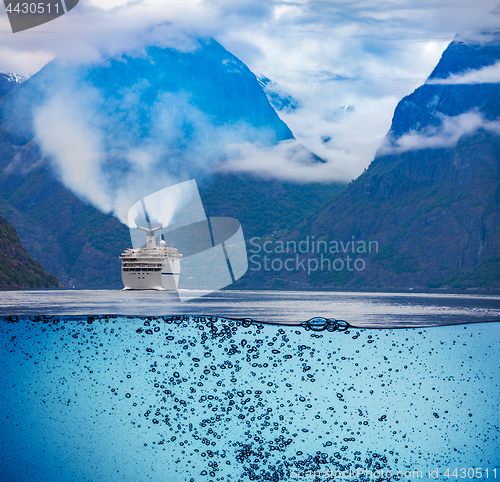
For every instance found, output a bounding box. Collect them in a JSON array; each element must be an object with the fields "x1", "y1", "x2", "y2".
[
  {"x1": 240, "y1": 15, "x2": 500, "y2": 290},
  {"x1": 199, "y1": 174, "x2": 343, "y2": 240},
  {"x1": 0, "y1": 72, "x2": 24, "y2": 99},
  {"x1": 0, "y1": 39, "x2": 343, "y2": 288},
  {"x1": 0, "y1": 171, "x2": 131, "y2": 289},
  {"x1": 257, "y1": 75, "x2": 301, "y2": 113},
  {"x1": 2, "y1": 40, "x2": 294, "y2": 150},
  {"x1": 0, "y1": 215, "x2": 60, "y2": 289}
]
